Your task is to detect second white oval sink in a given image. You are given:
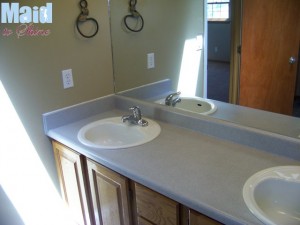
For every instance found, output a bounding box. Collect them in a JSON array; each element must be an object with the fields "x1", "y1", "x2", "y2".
[
  {"x1": 243, "y1": 166, "x2": 300, "y2": 225},
  {"x1": 78, "y1": 117, "x2": 161, "y2": 149}
]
